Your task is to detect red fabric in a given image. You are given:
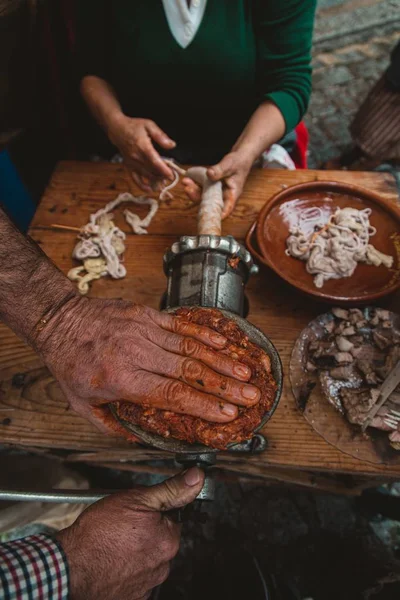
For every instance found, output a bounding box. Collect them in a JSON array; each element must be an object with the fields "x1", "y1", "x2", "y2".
[{"x1": 292, "y1": 122, "x2": 309, "y2": 169}]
